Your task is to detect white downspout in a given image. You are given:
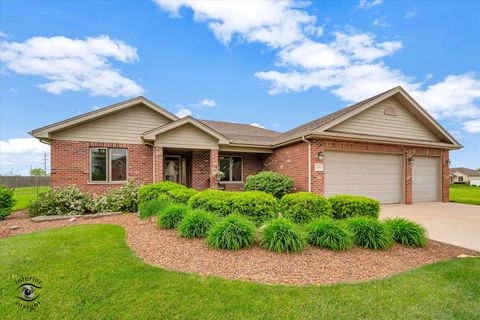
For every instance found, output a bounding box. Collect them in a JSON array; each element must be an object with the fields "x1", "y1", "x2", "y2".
[{"x1": 302, "y1": 136, "x2": 312, "y2": 192}]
